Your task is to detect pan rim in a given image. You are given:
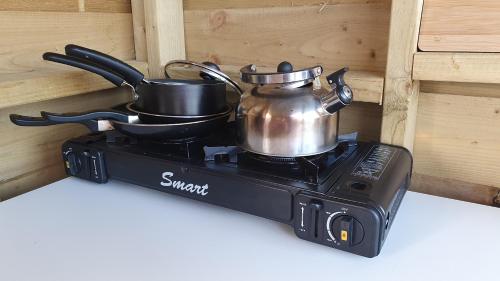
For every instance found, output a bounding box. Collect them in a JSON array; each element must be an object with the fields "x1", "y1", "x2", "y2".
[
  {"x1": 145, "y1": 78, "x2": 226, "y2": 86},
  {"x1": 114, "y1": 105, "x2": 232, "y2": 127},
  {"x1": 125, "y1": 103, "x2": 231, "y2": 119}
]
